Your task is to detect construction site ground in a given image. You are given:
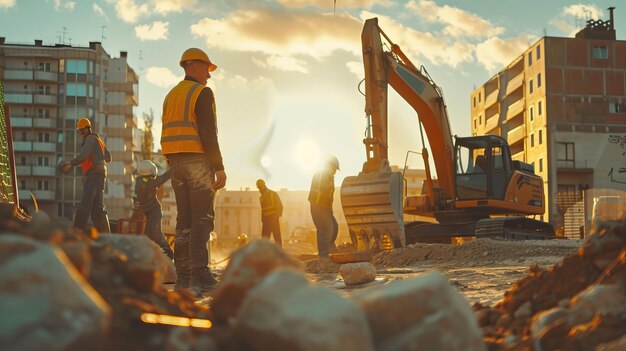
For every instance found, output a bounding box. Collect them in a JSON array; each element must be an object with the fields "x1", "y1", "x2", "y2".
[{"x1": 204, "y1": 238, "x2": 583, "y2": 306}]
